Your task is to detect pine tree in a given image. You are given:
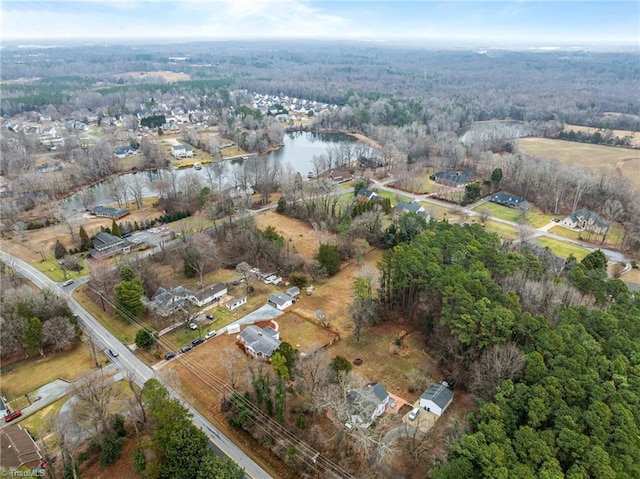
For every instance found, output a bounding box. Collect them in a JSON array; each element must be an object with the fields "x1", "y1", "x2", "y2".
[
  {"x1": 79, "y1": 226, "x2": 91, "y2": 251},
  {"x1": 54, "y1": 240, "x2": 68, "y2": 259},
  {"x1": 111, "y1": 220, "x2": 122, "y2": 238}
]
